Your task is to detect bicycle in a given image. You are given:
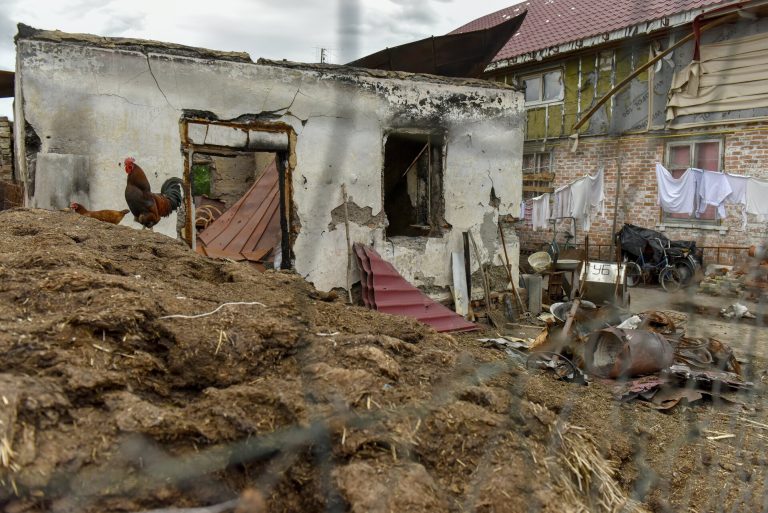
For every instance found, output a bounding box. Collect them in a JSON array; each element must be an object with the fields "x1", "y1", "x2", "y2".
[
  {"x1": 624, "y1": 237, "x2": 683, "y2": 292},
  {"x1": 541, "y1": 217, "x2": 577, "y2": 264}
]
